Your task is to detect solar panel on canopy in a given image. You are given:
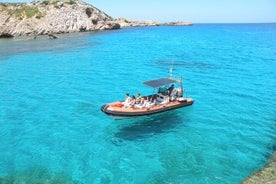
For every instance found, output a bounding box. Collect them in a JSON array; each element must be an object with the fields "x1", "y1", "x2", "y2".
[{"x1": 142, "y1": 78, "x2": 177, "y2": 88}]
